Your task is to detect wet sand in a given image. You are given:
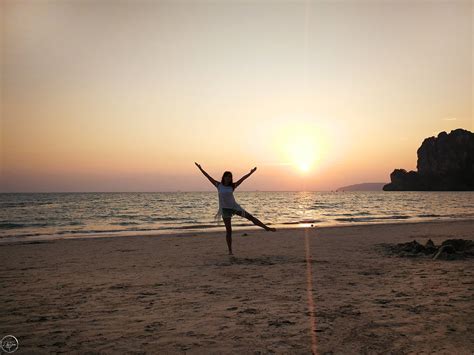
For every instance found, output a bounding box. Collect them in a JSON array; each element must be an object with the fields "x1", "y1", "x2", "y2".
[{"x1": 1, "y1": 220, "x2": 473, "y2": 354}]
